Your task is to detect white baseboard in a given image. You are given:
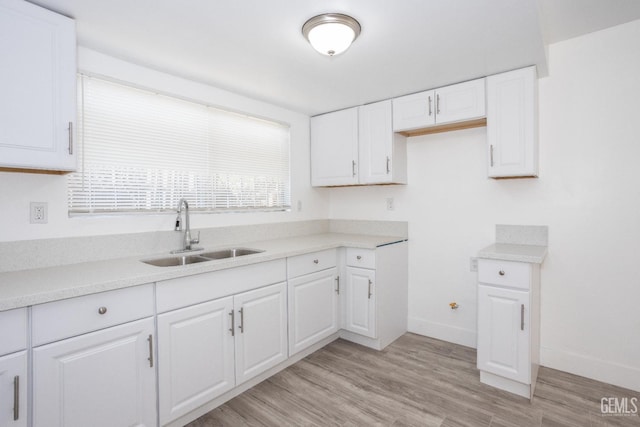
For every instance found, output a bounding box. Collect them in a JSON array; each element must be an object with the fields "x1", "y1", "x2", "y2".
[
  {"x1": 407, "y1": 317, "x2": 476, "y2": 348},
  {"x1": 540, "y1": 346, "x2": 640, "y2": 393}
]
